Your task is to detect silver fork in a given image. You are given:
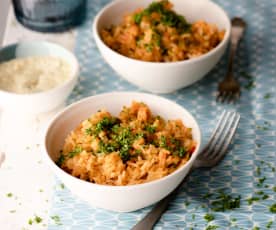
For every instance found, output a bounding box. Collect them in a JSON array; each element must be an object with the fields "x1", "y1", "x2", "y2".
[
  {"x1": 216, "y1": 17, "x2": 246, "y2": 103},
  {"x1": 131, "y1": 110, "x2": 241, "y2": 230}
]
